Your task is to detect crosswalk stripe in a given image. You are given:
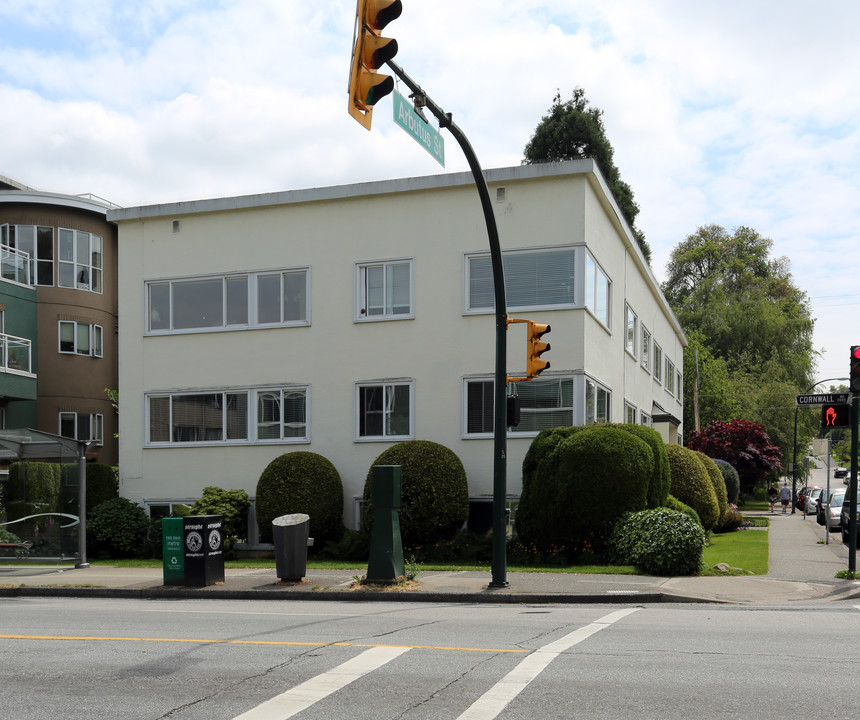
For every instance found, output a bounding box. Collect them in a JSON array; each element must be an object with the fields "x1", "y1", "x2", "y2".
[
  {"x1": 456, "y1": 608, "x2": 640, "y2": 720},
  {"x1": 232, "y1": 645, "x2": 411, "y2": 720}
]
